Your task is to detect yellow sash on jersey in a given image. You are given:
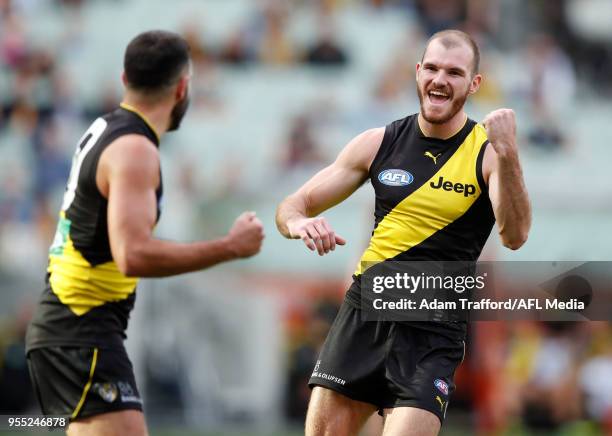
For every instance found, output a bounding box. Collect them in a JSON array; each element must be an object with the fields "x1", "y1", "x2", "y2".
[
  {"x1": 356, "y1": 124, "x2": 488, "y2": 275},
  {"x1": 47, "y1": 212, "x2": 138, "y2": 316}
]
